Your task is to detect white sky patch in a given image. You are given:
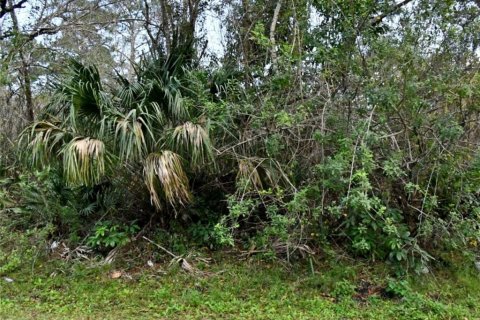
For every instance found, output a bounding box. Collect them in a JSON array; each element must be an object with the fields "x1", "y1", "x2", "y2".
[{"x1": 202, "y1": 9, "x2": 225, "y2": 59}]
